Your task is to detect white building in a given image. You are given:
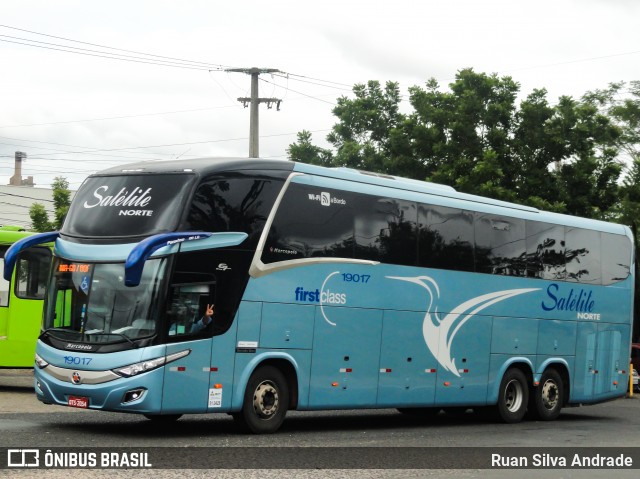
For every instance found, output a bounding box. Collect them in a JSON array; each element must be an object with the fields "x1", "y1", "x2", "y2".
[{"x1": 0, "y1": 184, "x2": 58, "y2": 231}]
